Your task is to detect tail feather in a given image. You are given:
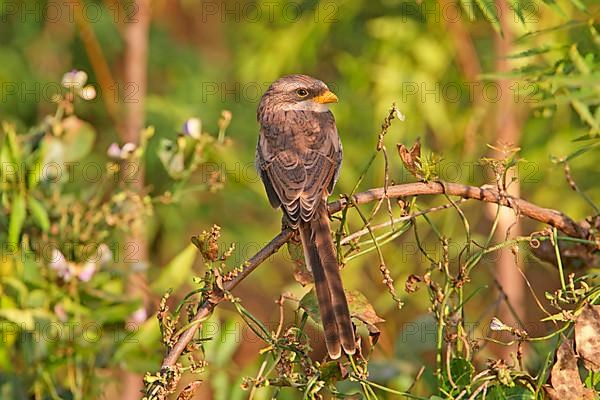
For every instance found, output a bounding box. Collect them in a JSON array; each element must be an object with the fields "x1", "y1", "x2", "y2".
[{"x1": 299, "y1": 203, "x2": 356, "y2": 359}]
